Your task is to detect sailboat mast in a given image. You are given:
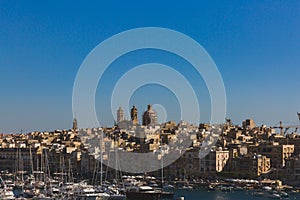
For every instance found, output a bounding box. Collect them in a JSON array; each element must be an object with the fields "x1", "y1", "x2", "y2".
[
  {"x1": 68, "y1": 159, "x2": 71, "y2": 183},
  {"x1": 100, "y1": 130, "x2": 103, "y2": 187},
  {"x1": 20, "y1": 148, "x2": 24, "y2": 191},
  {"x1": 41, "y1": 150, "x2": 43, "y2": 181},
  {"x1": 36, "y1": 153, "x2": 39, "y2": 181},
  {"x1": 161, "y1": 137, "x2": 164, "y2": 187},
  {"x1": 115, "y1": 137, "x2": 118, "y2": 181},
  {"x1": 29, "y1": 146, "x2": 35, "y2": 182},
  {"x1": 161, "y1": 152, "x2": 164, "y2": 186},
  {"x1": 61, "y1": 156, "x2": 65, "y2": 183}
]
